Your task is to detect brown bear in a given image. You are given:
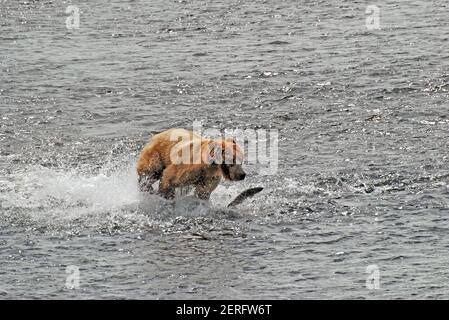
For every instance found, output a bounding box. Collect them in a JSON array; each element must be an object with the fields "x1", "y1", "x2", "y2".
[{"x1": 137, "y1": 128, "x2": 246, "y2": 200}]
